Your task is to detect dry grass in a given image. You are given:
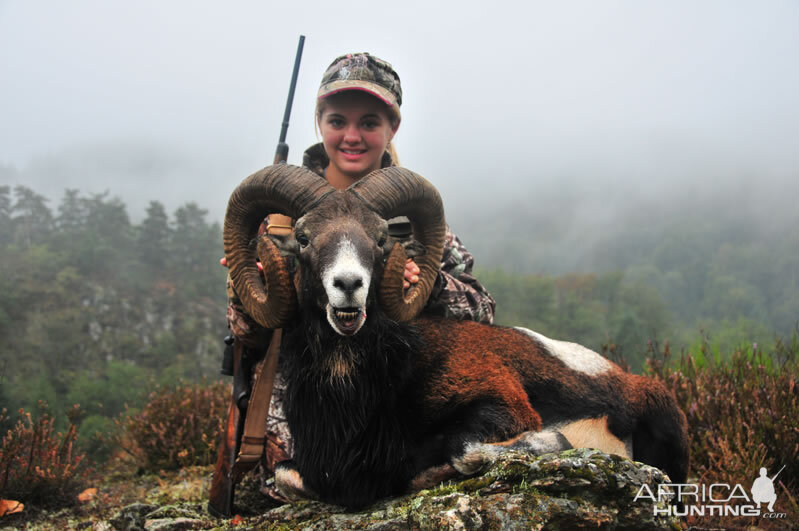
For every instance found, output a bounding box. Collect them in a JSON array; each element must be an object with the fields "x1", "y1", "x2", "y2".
[
  {"x1": 648, "y1": 334, "x2": 799, "y2": 528},
  {"x1": 0, "y1": 403, "x2": 89, "y2": 508}
]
